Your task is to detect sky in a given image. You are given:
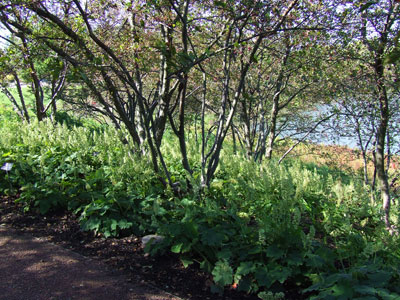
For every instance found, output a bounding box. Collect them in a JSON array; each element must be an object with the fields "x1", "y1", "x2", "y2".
[{"x1": 0, "y1": 26, "x2": 10, "y2": 49}]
